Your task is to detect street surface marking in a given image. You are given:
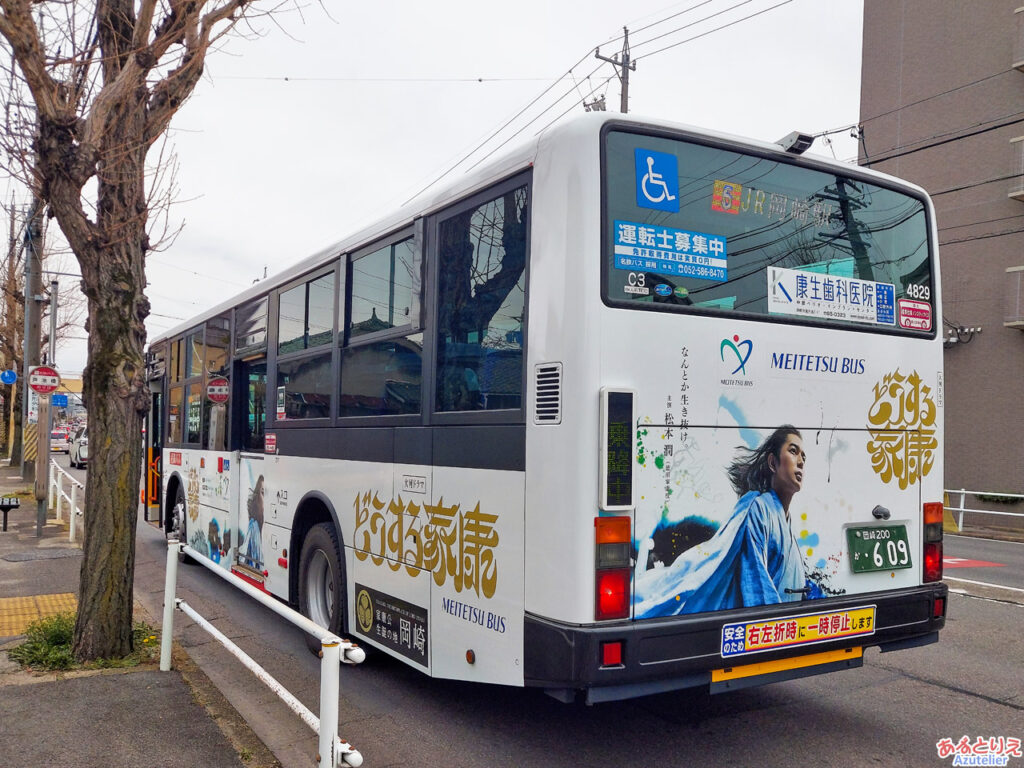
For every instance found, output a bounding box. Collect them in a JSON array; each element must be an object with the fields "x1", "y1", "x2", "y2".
[{"x1": 943, "y1": 557, "x2": 1005, "y2": 569}]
